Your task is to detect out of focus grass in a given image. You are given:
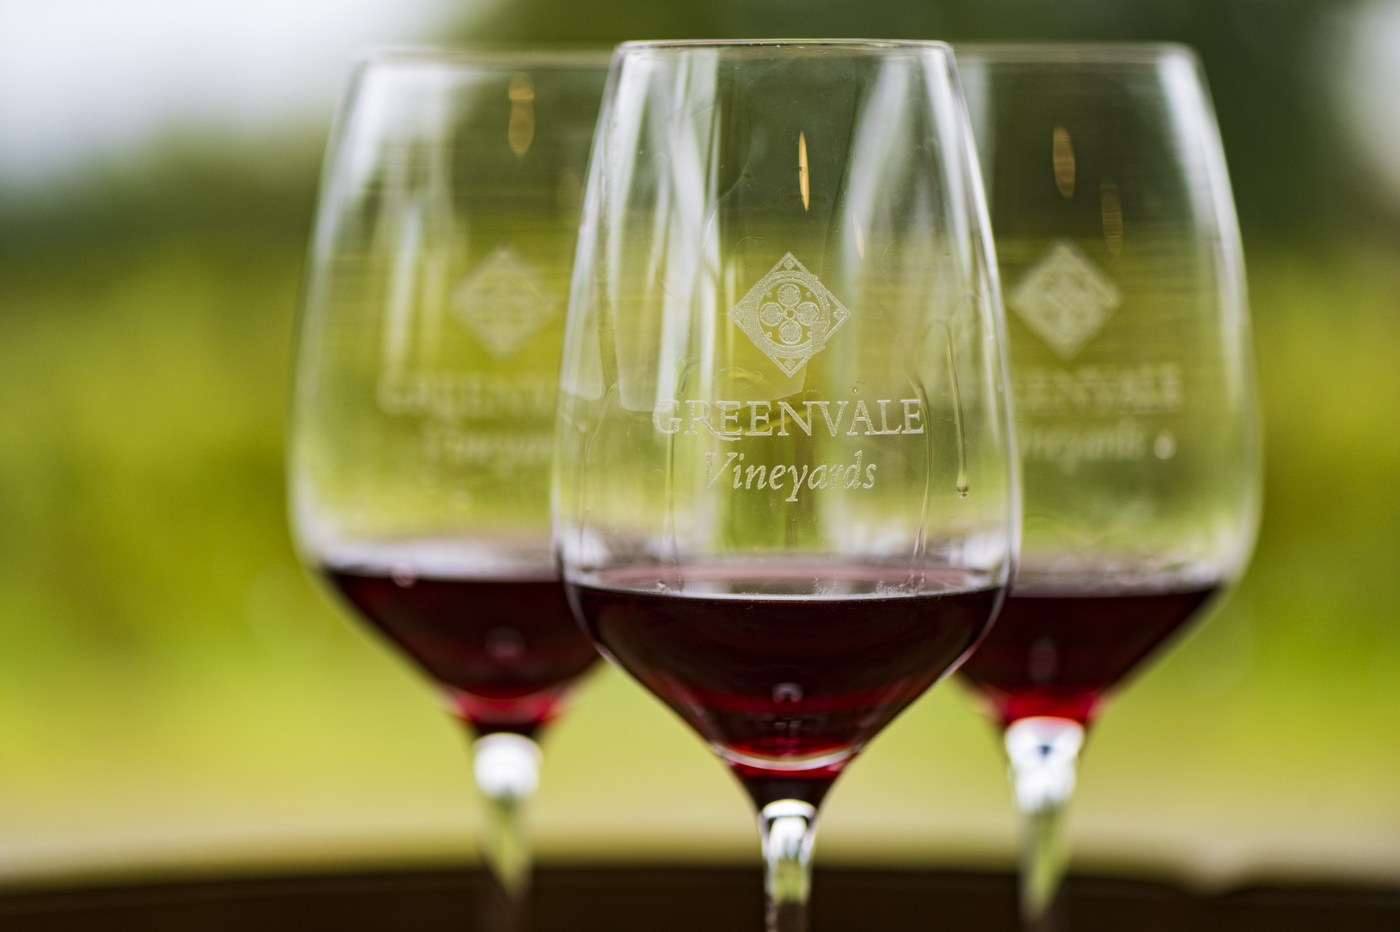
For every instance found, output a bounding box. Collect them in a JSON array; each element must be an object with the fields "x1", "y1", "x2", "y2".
[{"x1": 0, "y1": 151, "x2": 1397, "y2": 887}]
